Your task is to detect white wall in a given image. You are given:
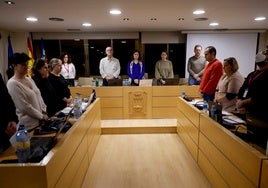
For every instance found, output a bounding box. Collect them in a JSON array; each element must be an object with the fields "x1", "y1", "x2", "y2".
[{"x1": 185, "y1": 33, "x2": 259, "y2": 78}]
